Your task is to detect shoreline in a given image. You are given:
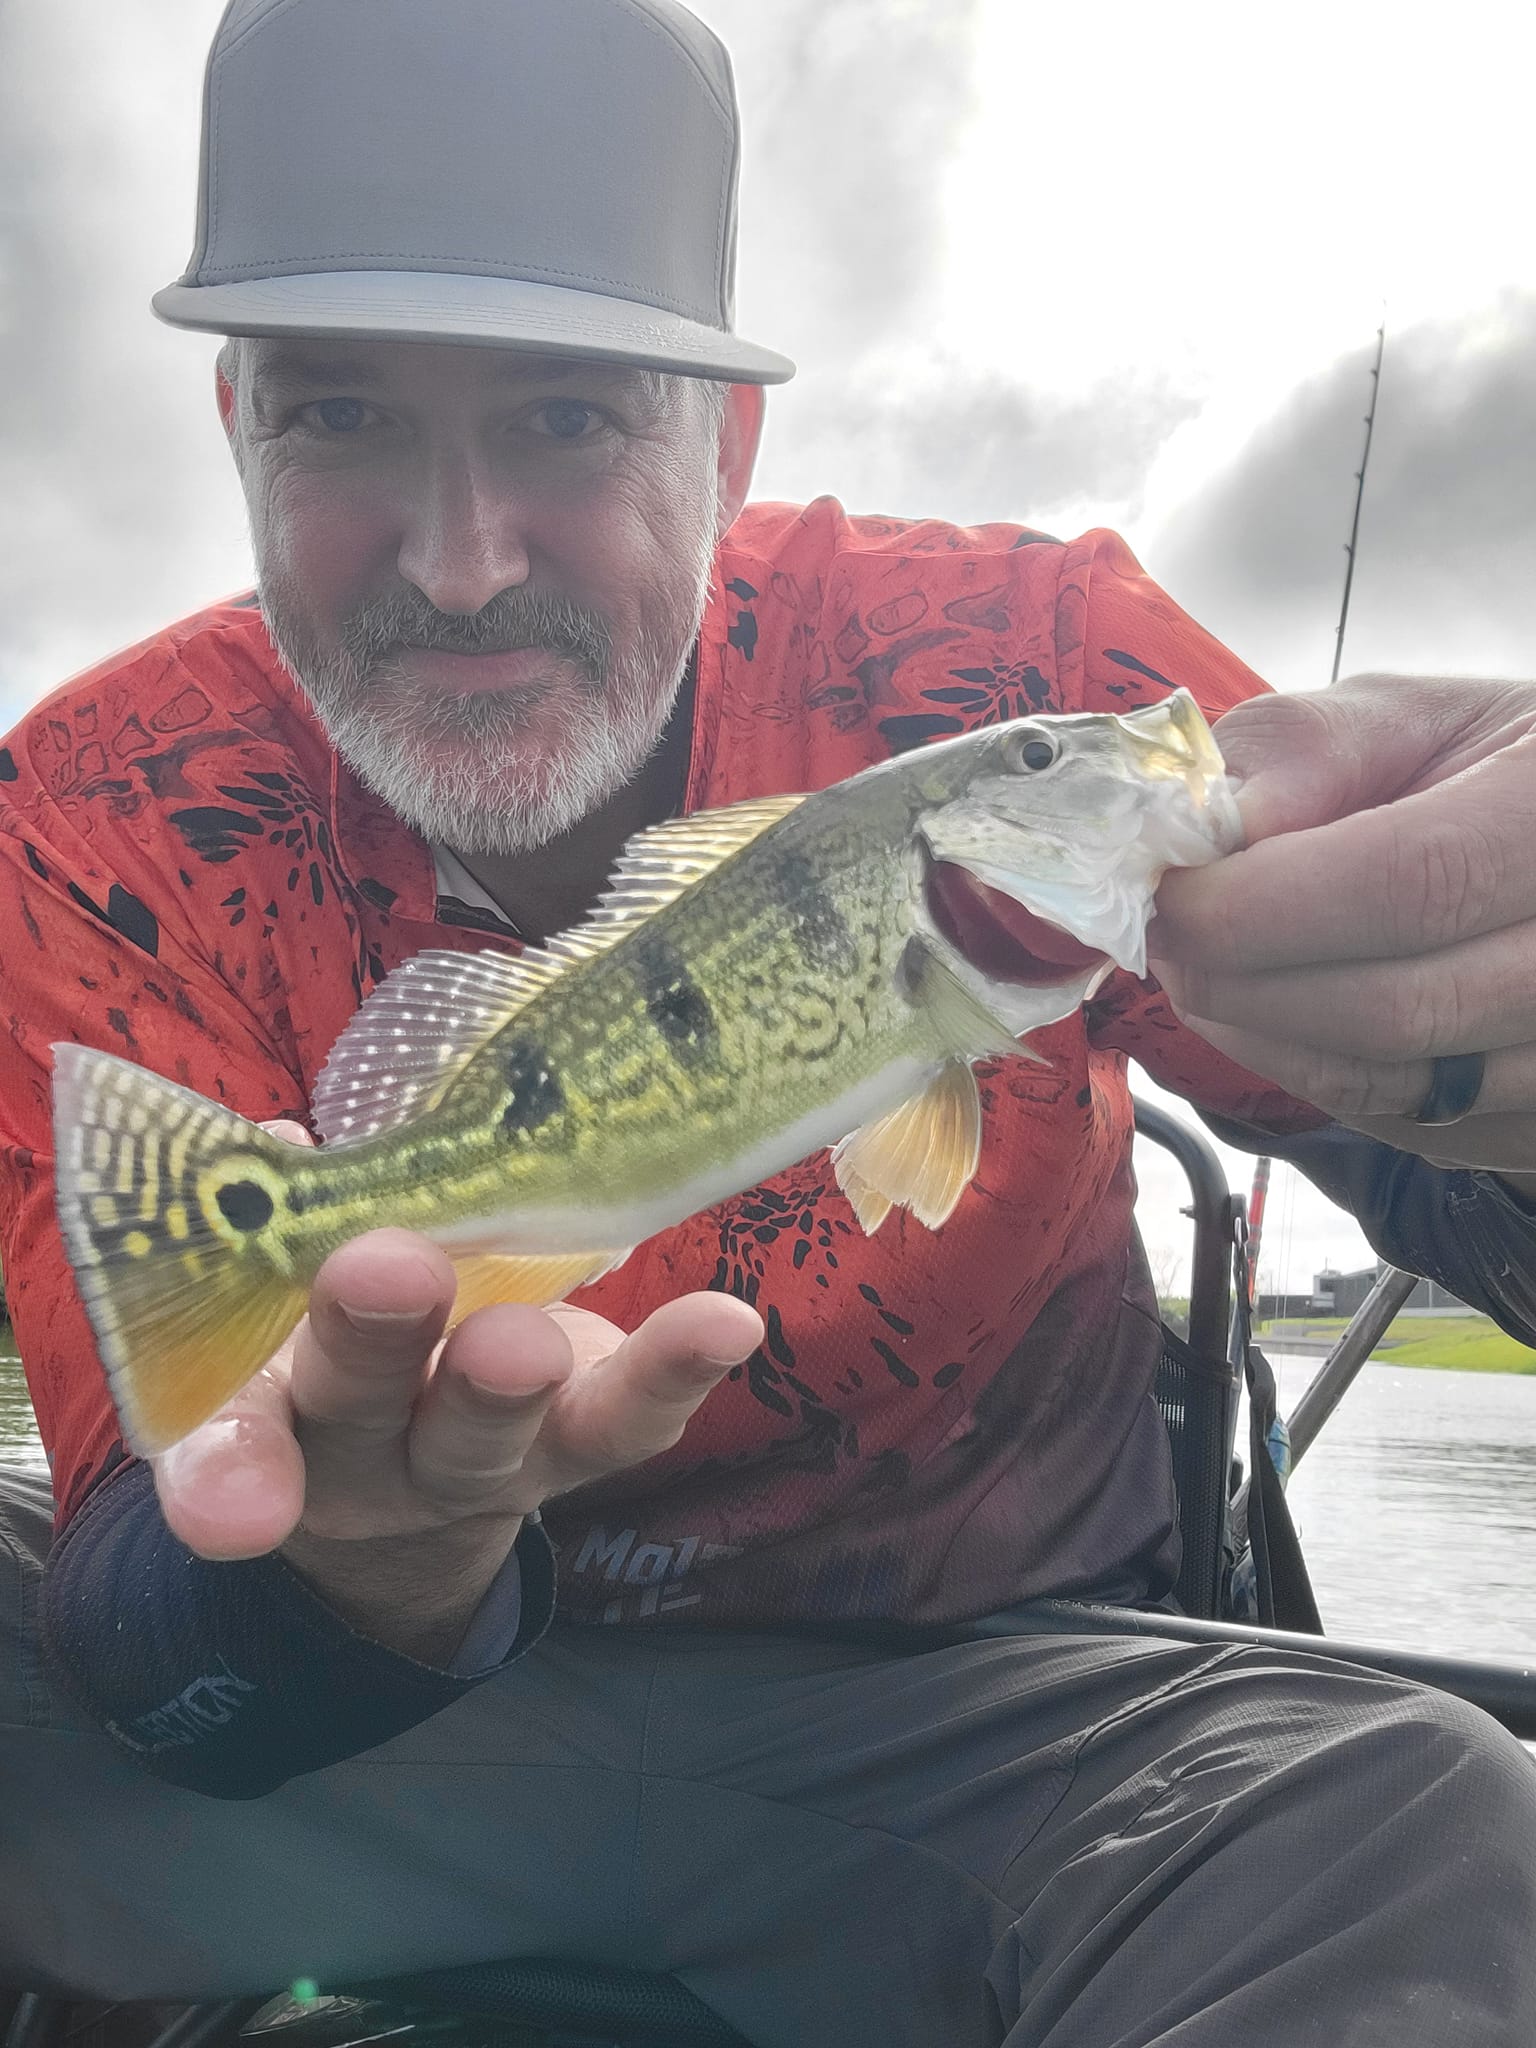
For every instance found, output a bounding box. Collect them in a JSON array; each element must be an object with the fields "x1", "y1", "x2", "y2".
[{"x1": 1257, "y1": 1315, "x2": 1536, "y2": 1376}]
